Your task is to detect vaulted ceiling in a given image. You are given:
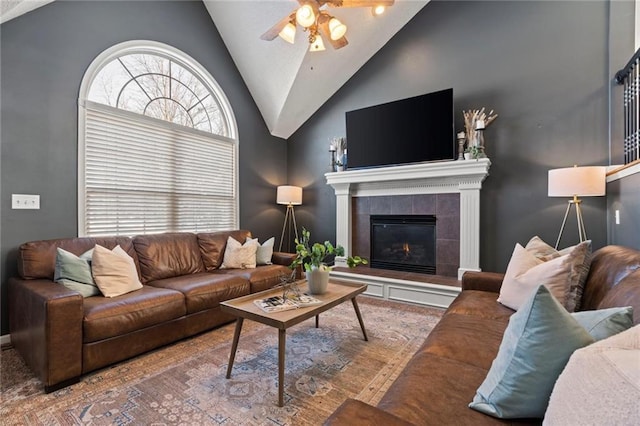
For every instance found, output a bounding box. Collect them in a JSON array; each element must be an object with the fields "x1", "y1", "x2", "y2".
[{"x1": 1, "y1": 0, "x2": 429, "y2": 138}]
